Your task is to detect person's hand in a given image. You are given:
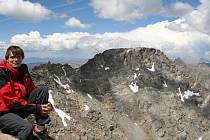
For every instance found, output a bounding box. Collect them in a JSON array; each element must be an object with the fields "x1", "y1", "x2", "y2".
[
  {"x1": 47, "y1": 102, "x2": 53, "y2": 111},
  {"x1": 41, "y1": 103, "x2": 53, "y2": 116}
]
